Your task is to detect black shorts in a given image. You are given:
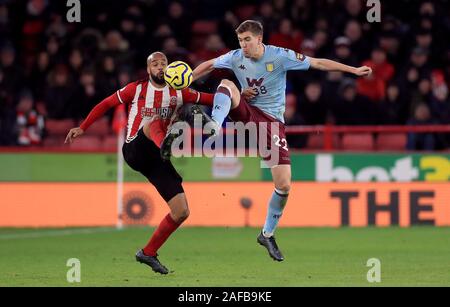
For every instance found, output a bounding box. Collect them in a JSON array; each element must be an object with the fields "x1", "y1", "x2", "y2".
[{"x1": 122, "y1": 128, "x2": 184, "y2": 202}]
